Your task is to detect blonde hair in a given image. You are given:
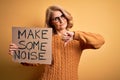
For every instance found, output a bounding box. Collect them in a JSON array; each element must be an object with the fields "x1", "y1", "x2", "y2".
[{"x1": 45, "y1": 5, "x2": 73, "y2": 33}]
